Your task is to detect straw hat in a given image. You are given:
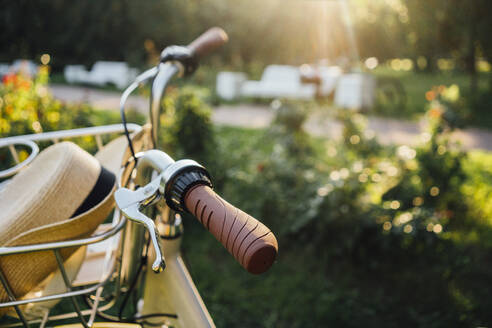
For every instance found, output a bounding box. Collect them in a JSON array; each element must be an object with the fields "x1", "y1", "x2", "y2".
[{"x1": 0, "y1": 141, "x2": 116, "y2": 304}]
